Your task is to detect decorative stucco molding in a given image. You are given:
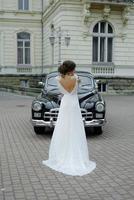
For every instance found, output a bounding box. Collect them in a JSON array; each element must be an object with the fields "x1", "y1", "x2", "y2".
[
  {"x1": 82, "y1": 31, "x2": 90, "y2": 38},
  {"x1": 116, "y1": 31, "x2": 127, "y2": 41},
  {"x1": 122, "y1": 6, "x2": 131, "y2": 25},
  {"x1": 49, "y1": 0, "x2": 59, "y2": 6},
  {"x1": 83, "y1": 2, "x2": 91, "y2": 25},
  {"x1": 102, "y1": 5, "x2": 111, "y2": 19},
  {"x1": 49, "y1": 0, "x2": 55, "y2": 5}
]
